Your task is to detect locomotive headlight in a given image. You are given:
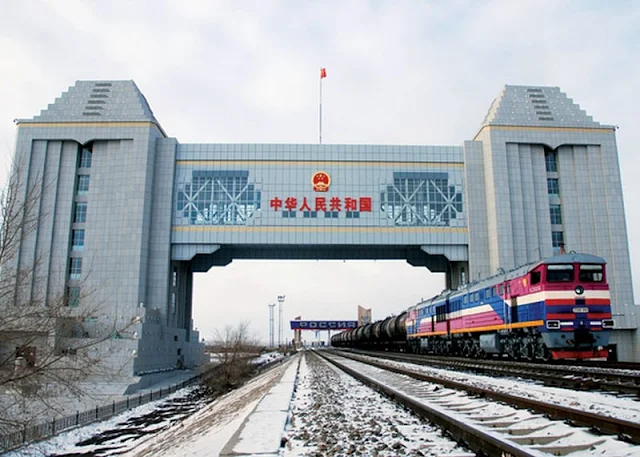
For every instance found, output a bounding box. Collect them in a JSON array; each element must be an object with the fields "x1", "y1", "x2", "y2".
[
  {"x1": 575, "y1": 285, "x2": 584, "y2": 295},
  {"x1": 546, "y1": 320, "x2": 560, "y2": 329}
]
